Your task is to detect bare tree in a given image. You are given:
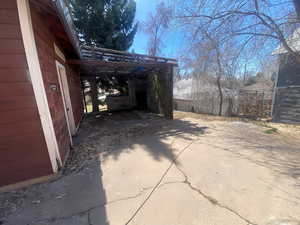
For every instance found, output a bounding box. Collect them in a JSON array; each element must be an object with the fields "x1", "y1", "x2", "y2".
[
  {"x1": 183, "y1": 25, "x2": 240, "y2": 116},
  {"x1": 203, "y1": 32, "x2": 225, "y2": 116},
  {"x1": 143, "y1": 2, "x2": 172, "y2": 56},
  {"x1": 174, "y1": 0, "x2": 300, "y2": 62}
]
